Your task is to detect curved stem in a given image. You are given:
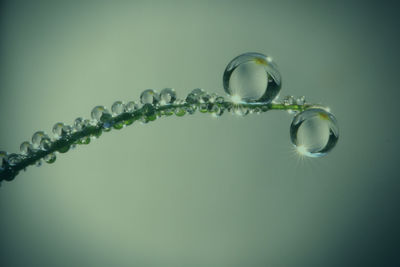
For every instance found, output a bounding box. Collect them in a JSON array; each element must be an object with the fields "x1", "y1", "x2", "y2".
[{"x1": 0, "y1": 99, "x2": 312, "y2": 183}]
